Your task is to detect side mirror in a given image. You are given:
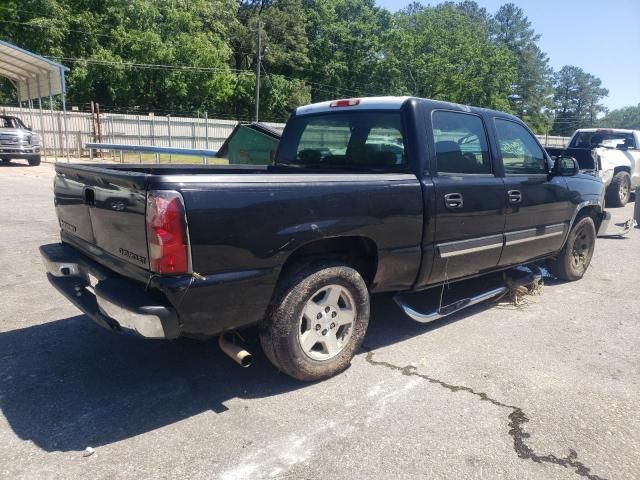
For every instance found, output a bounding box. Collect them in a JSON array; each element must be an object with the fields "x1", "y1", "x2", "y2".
[{"x1": 554, "y1": 155, "x2": 579, "y2": 176}]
